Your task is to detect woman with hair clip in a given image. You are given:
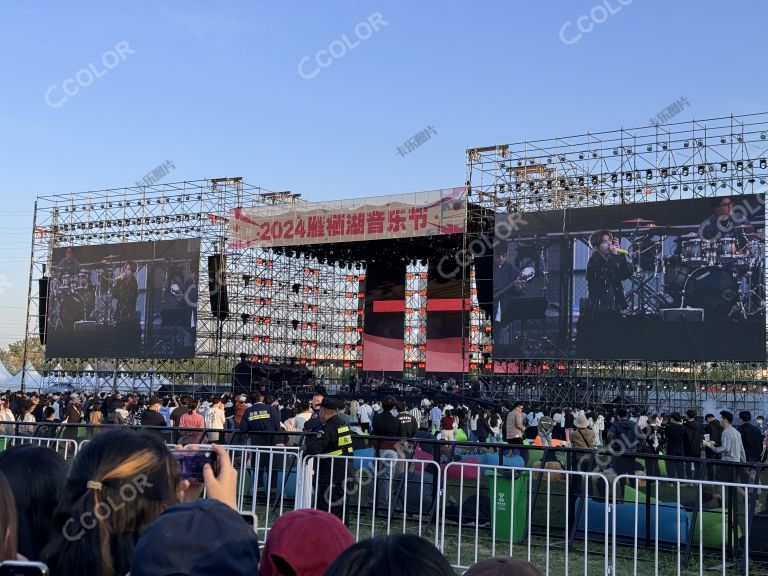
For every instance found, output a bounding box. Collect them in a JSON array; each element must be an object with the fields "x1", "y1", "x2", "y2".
[
  {"x1": 0, "y1": 471, "x2": 20, "y2": 562},
  {"x1": 42, "y1": 428, "x2": 236, "y2": 576}
]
